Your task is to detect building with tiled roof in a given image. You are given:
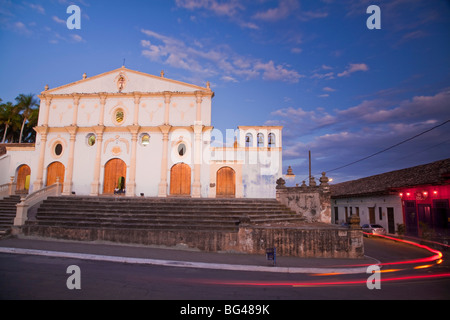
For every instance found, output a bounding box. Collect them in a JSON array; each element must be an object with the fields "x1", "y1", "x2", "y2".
[{"x1": 330, "y1": 158, "x2": 450, "y2": 238}]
